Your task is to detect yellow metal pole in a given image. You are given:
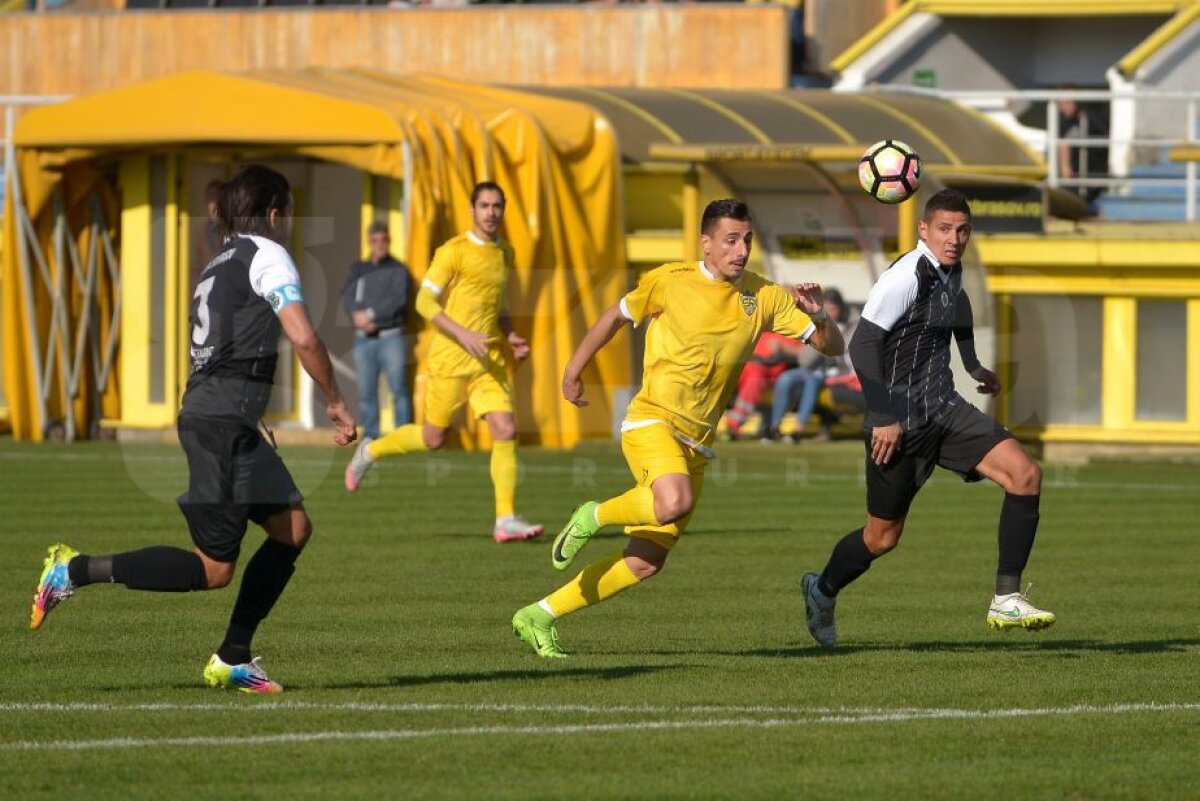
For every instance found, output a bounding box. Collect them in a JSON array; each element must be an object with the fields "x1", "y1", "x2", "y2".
[
  {"x1": 897, "y1": 195, "x2": 917, "y2": 254},
  {"x1": 682, "y1": 167, "x2": 700, "y2": 262},
  {"x1": 118, "y1": 156, "x2": 152, "y2": 428},
  {"x1": 360, "y1": 172, "x2": 374, "y2": 260},
  {"x1": 1188, "y1": 299, "x2": 1200, "y2": 427},
  {"x1": 997, "y1": 293, "x2": 1012, "y2": 427},
  {"x1": 1102, "y1": 297, "x2": 1136, "y2": 430}
]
